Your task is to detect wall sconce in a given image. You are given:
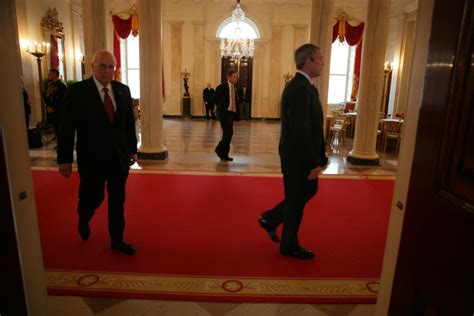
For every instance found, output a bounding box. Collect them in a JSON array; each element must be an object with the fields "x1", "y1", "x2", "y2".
[
  {"x1": 384, "y1": 62, "x2": 392, "y2": 73},
  {"x1": 26, "y1": 41, "x2": 50, "y2": 127},
  {"x1": 283, "y1": 72, "x2": 293, "y2": 84}
]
